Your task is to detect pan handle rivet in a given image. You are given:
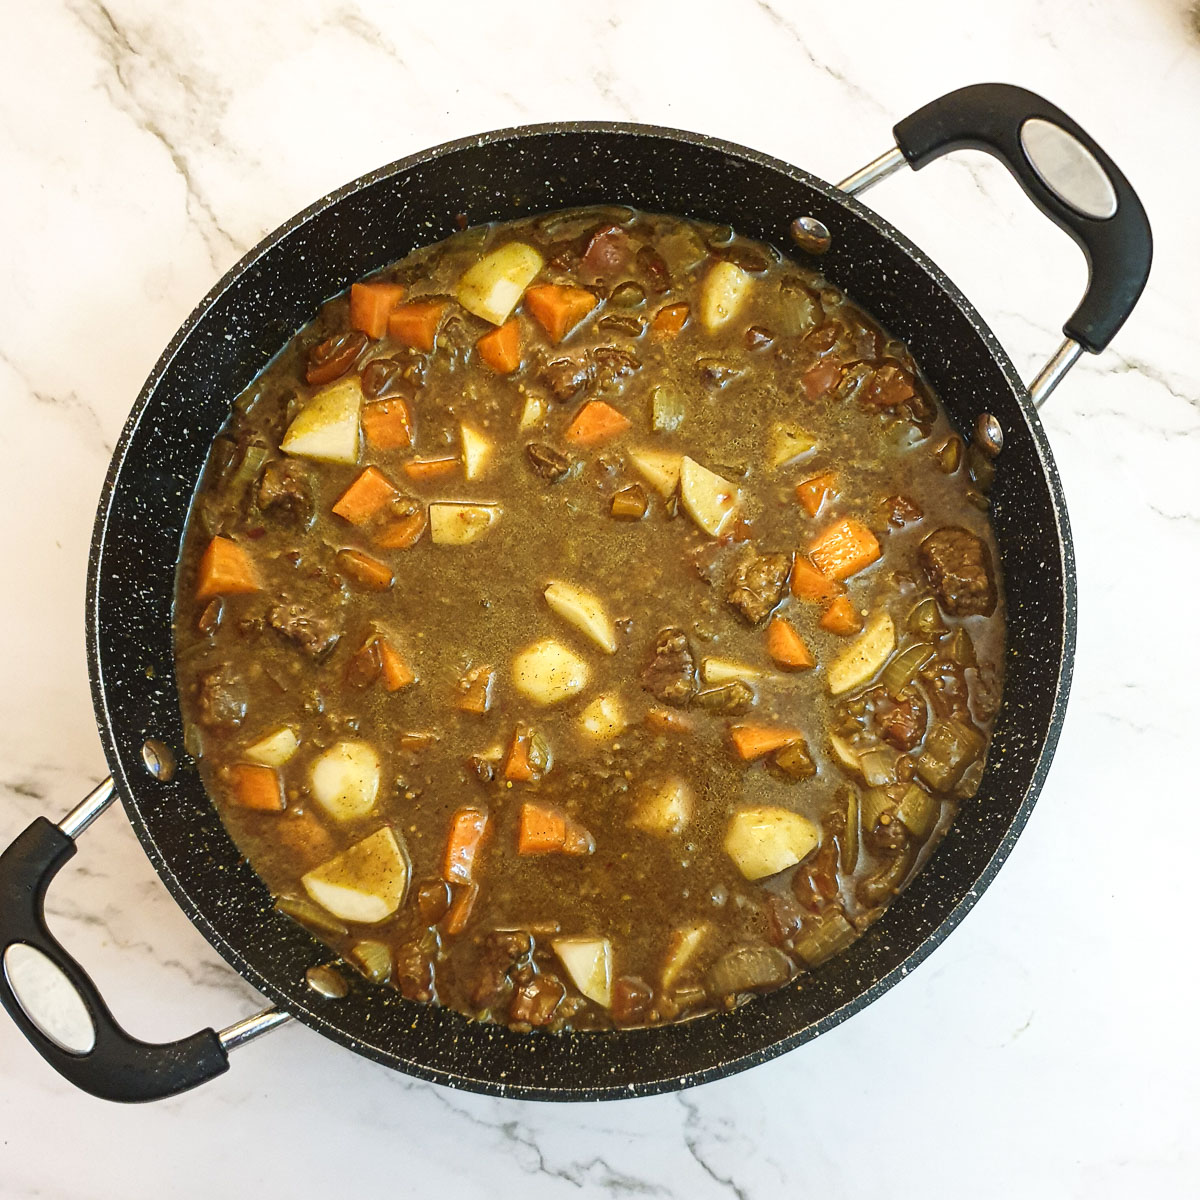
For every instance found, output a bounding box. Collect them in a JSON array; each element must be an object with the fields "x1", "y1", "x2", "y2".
[
  {"x1": 976, "y1": 412, "x2": 1004, "y2": 456},
  {"x1": 141, "y1": 739, "x2": 176, "y2": 782},
  {"x1": 789, "y1": 216, "x2": 831, "y2": 255},
  {"x1": 305, "y1": 964, "x2": 349, "y2": 999}
]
